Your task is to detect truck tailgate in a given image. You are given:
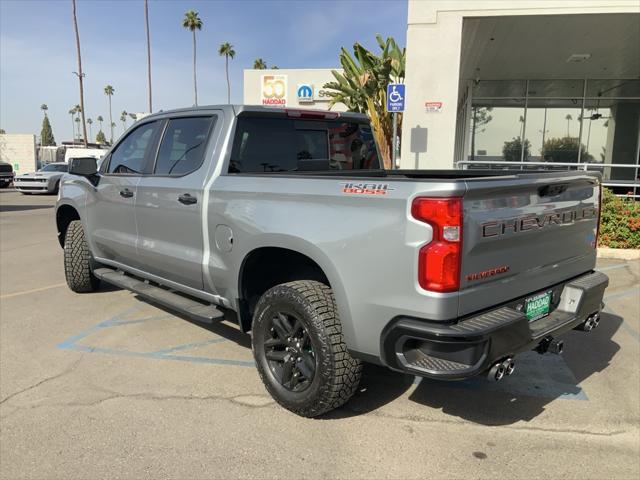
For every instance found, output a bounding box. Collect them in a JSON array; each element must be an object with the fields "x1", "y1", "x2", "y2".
[{"x1": 458, "y1": 172, "x2": 600, "y2": 316}]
